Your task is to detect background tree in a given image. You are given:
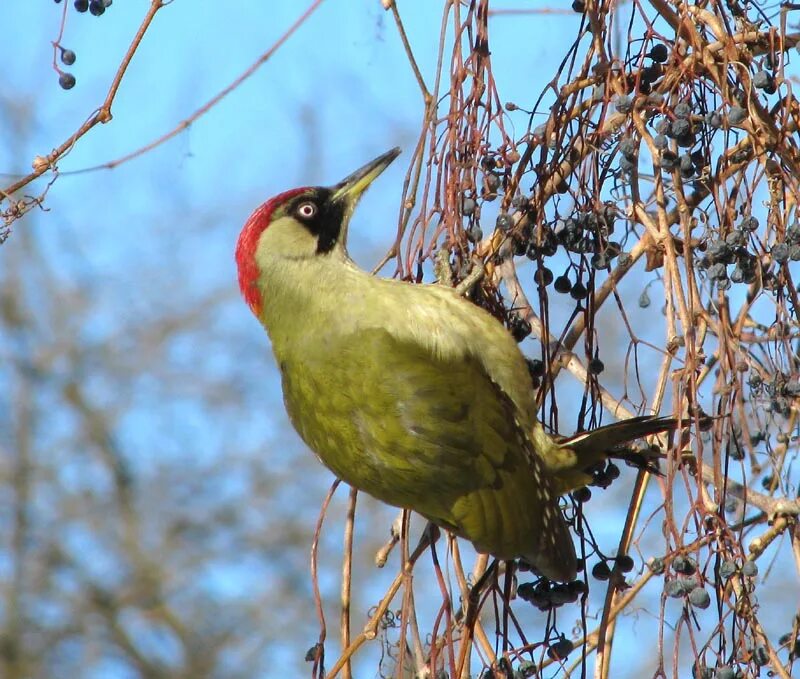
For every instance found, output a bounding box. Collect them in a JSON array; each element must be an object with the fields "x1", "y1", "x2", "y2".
[{"x1": 2, "y1": 1, "x2": 800, "y2": 678}]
